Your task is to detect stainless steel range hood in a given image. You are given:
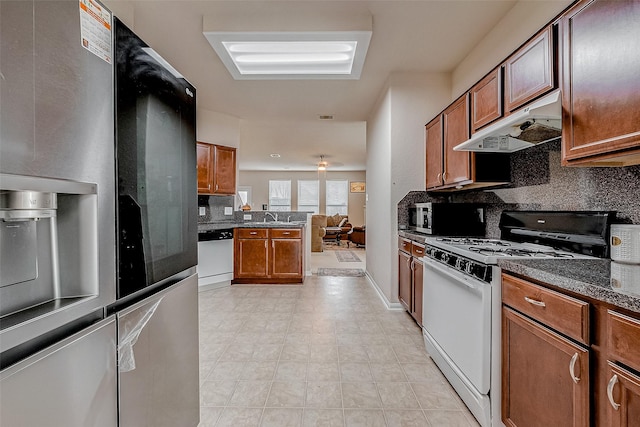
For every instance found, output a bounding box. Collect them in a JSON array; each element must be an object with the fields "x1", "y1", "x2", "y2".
[{"x1": 454, "y1": 90, "x2": 562, "y2": 153}]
